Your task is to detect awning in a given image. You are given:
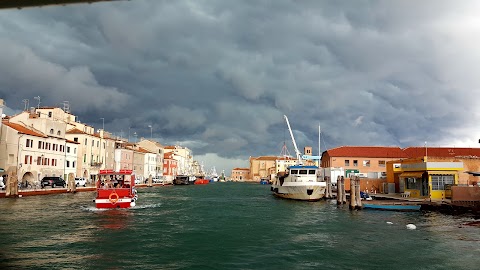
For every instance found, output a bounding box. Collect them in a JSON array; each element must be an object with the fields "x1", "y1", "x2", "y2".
[
  {"x1": 399, "y1": 172, "x2": 424, "y2": 178},
  {"x1": 0, "y1": 168, "x2": 4, "y2": 173},
  {"x1": 428, "y1": 171, "x2": 456, "y2": 175}
]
